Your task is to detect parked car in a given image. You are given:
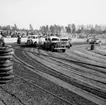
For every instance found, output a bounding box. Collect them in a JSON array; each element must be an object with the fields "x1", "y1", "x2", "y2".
[
  {"x1": 87, "y1": 38, "x2": 94, "y2": 44},
  {"x1": 94, "y1": 39, "x2": 101, "y2": 44},
  {"x1": 87, "y1": 38, "x2": 101, "y2": 44}
]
